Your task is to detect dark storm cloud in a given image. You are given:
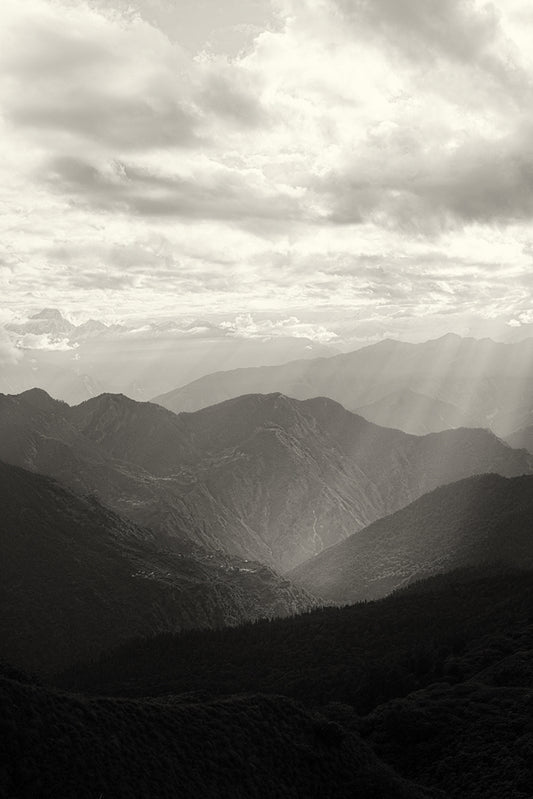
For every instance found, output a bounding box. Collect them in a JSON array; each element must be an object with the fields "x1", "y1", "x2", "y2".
[
  {"x1": 42, "y1": 156, "x2": 305, "y2": 225},
  {"x1": 321, "y1": 130, "x2": 533, "y2": 229}
]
